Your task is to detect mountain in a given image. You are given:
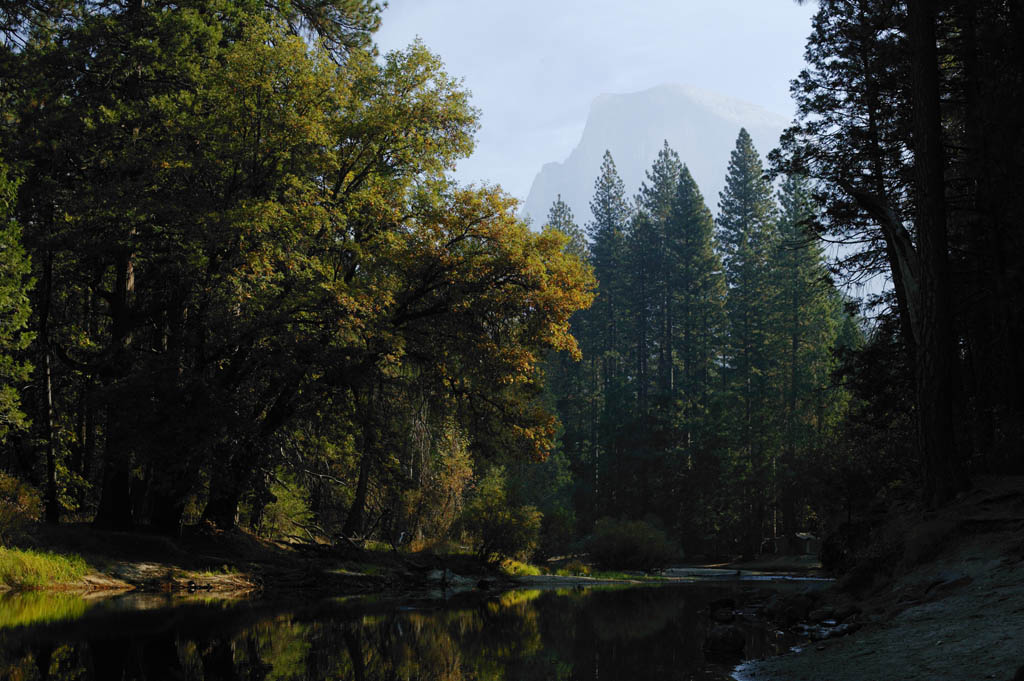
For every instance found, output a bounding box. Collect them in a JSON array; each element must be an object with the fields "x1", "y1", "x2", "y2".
[{"x1": 521, "y1": 84, "x2": 789, "y2": 227}]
